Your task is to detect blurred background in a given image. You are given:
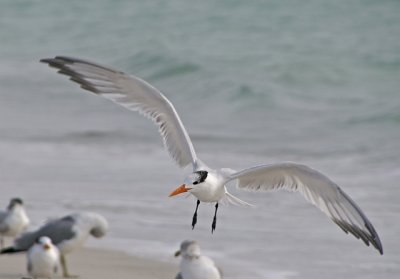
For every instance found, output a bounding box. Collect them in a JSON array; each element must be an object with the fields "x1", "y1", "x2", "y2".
[{"x1": 0, "y1": 0, "x2": 399, "y2": 278}]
